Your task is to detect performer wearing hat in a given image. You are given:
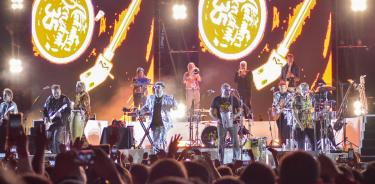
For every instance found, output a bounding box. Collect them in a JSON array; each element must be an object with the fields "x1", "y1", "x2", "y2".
[
  {"x1": 271, "y1": 80, "x2": 293, "y2": 146},
  {"x1": 139, "y1": 82, "x2": 177, "y2": 152}
]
